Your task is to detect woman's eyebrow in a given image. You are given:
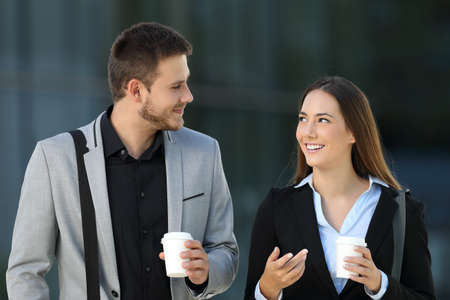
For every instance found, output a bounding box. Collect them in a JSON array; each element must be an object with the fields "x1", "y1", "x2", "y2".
[{"x1": 299, "y1": 111, "x2": 335, "y2": 118}]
